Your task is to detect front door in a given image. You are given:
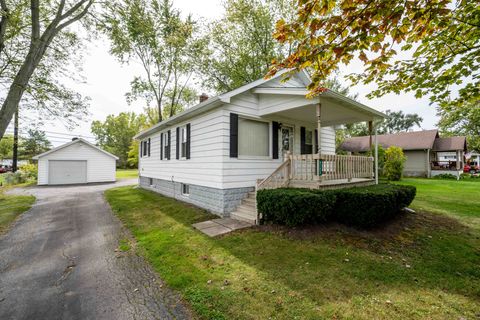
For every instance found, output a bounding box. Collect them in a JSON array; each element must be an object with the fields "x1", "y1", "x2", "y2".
[{"x1": 281, "y1": 126, "x2": 294, "y2": 159}]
